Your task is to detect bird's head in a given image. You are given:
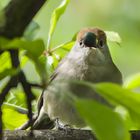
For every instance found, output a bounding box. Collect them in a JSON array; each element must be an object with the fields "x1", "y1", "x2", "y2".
[
  {"x1": 77, "y1": 28, "x2": 106, "y2": 49},
  {"x1": 68, "y1": 28, "x2": 112, "y2": 65}
]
